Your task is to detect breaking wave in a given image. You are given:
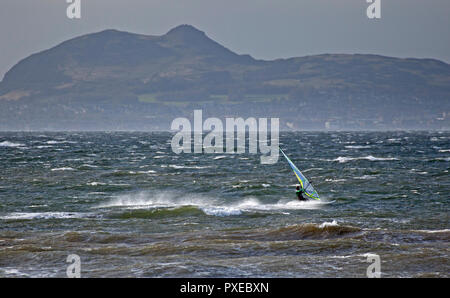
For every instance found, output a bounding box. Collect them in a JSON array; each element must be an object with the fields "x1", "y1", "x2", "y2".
[
  {"x1": 253, "y1": 220, "x2": 361, "y2": 240},
  {"x1": 97, "y1": 191, "x2": 329, "y2": 217}
]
